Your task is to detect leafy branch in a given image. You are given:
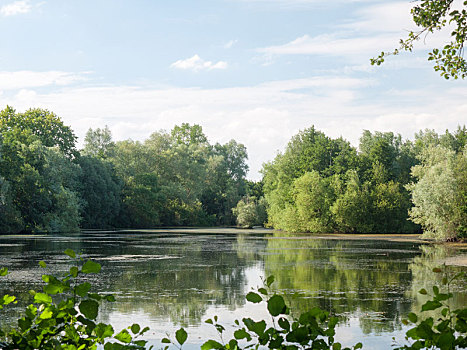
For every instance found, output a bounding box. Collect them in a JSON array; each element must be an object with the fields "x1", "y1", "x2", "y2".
[{"x1": 371, "y1": 0, "x2": 467, "y2": 79}]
